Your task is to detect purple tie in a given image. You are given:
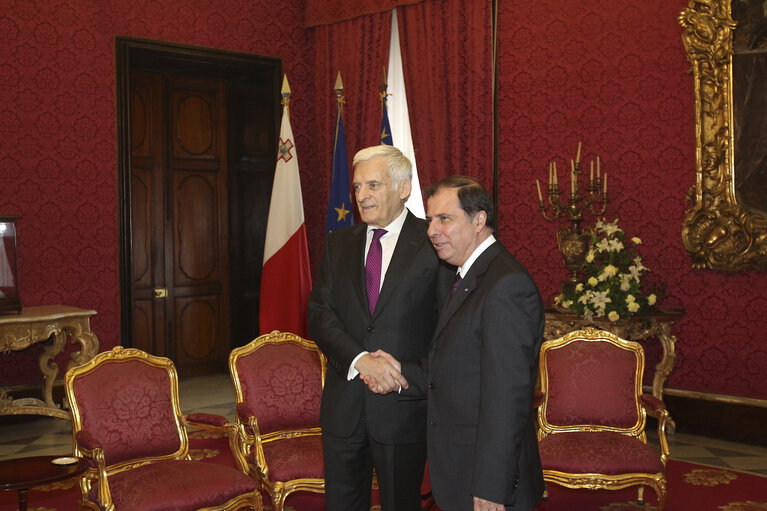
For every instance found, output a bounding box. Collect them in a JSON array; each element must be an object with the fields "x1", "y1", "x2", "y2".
[
  {"x1": 450, "y1": 273, "x2": 463, "y2": 299},
  {"x1": 366, "y1": 229, "x2": 387, "y2": 315}
]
